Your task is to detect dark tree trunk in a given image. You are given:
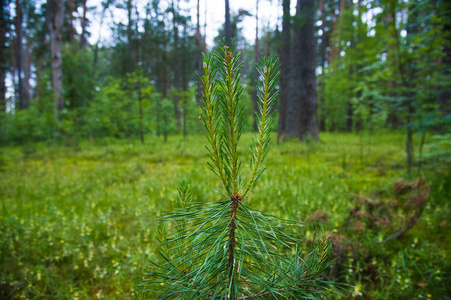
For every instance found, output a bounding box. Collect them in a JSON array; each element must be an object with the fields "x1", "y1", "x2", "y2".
[
  {"x1": 277, "y1": 0, "x2": 290, "y2": 143},
  {"x1": 15, "y1": 0, "x2": 25, "y2": 110},
  {"x1": 68, "y1": 0, "x2": 75, "y2": 45},
  {"x1": 172, "y1": 0, "x2": 181, "y2": 133},
  {"x1": 162, "y1": 47, "x2": 168, "y2": 99},
  {"x1": 225, "y1": 0, "x2": 231, "y2": 46},
  {"x1": 252, "y1": 0, "x2": 259, "y2": 132},
  {"x1": 80, "y1": 0, "x2": 87, "y2": 48},
  {"x1": 0, "y1": 0, "x2": 8, "y2": 112},
  {"x1": 438, "y1": 0, "x2": 451, "y2": 116},
  {"x1": 23, "y1": 1, "x2": 31, "y2": 105},
  {"x1": 195, "y1": 0, "x2": 202, "y2": 105},
  {"x1": 290, "y1": 0, "x2": 319, "y2": 141},
  {"x1": 318, "y1": 0, "x2": 326, "y2": 131},
  {"x1": 46, "y1": 0, "x2": 64, "y2": 119},
  {"x1": 126, "y1": 0, "x2": 134, "y2": 73},
  {"x1": 182, "y1": 25, "x2": 188, "y2": 138}
]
